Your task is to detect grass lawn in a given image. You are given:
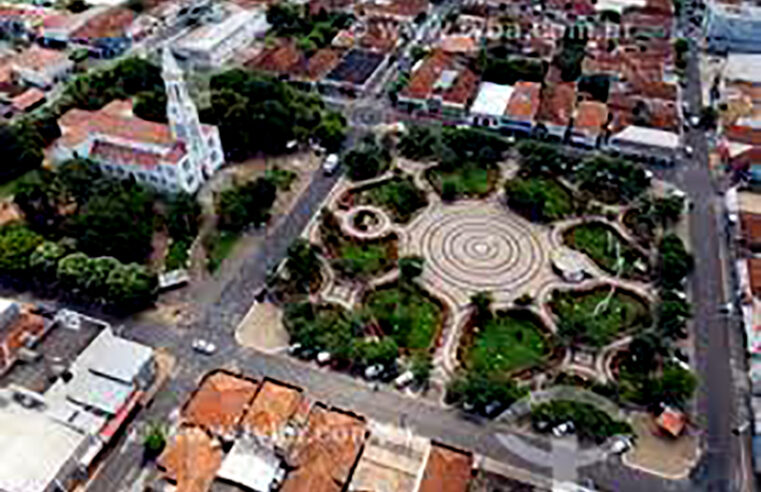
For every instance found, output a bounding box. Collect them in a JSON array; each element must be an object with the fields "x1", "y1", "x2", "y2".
[
  {"x1": 365, "y1": 284, "x2": 443, "y2": 350},
  {"x1": 361, "y1": 177, "x2": 428, "y2": 223},
  {"x1": 564, "y1": 222, "x2": 648, "y2": 278},
  {"x1": 427, "y1": 163, "x2": 499, "y2": 198},
  {"x1": 505, "y1": 176, "x2": 574, "y2": 222},
  {"x1": 465, "y1": 311, "x2": 549, "y2": 374},
  {"x1": 206, "y1": 230, "x2": 239, "y2": 273},
  {"x1": 551, "y1": 287, "x2": 652, "y2": 347},
  {"x1": 337, "y1": 242, "x2": 393, "y2": 277}
]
